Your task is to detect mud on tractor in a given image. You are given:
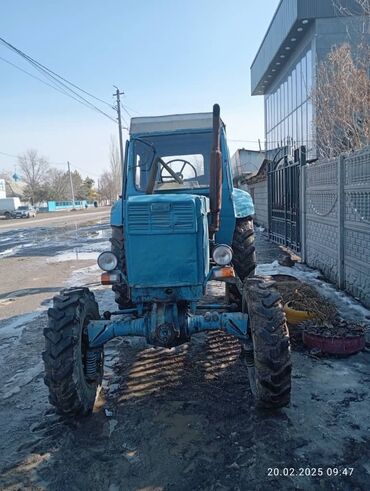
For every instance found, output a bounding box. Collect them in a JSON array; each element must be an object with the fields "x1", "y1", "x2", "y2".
[{"x1": 43, "y1": 105, "x2": 291, "y2": 416}]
